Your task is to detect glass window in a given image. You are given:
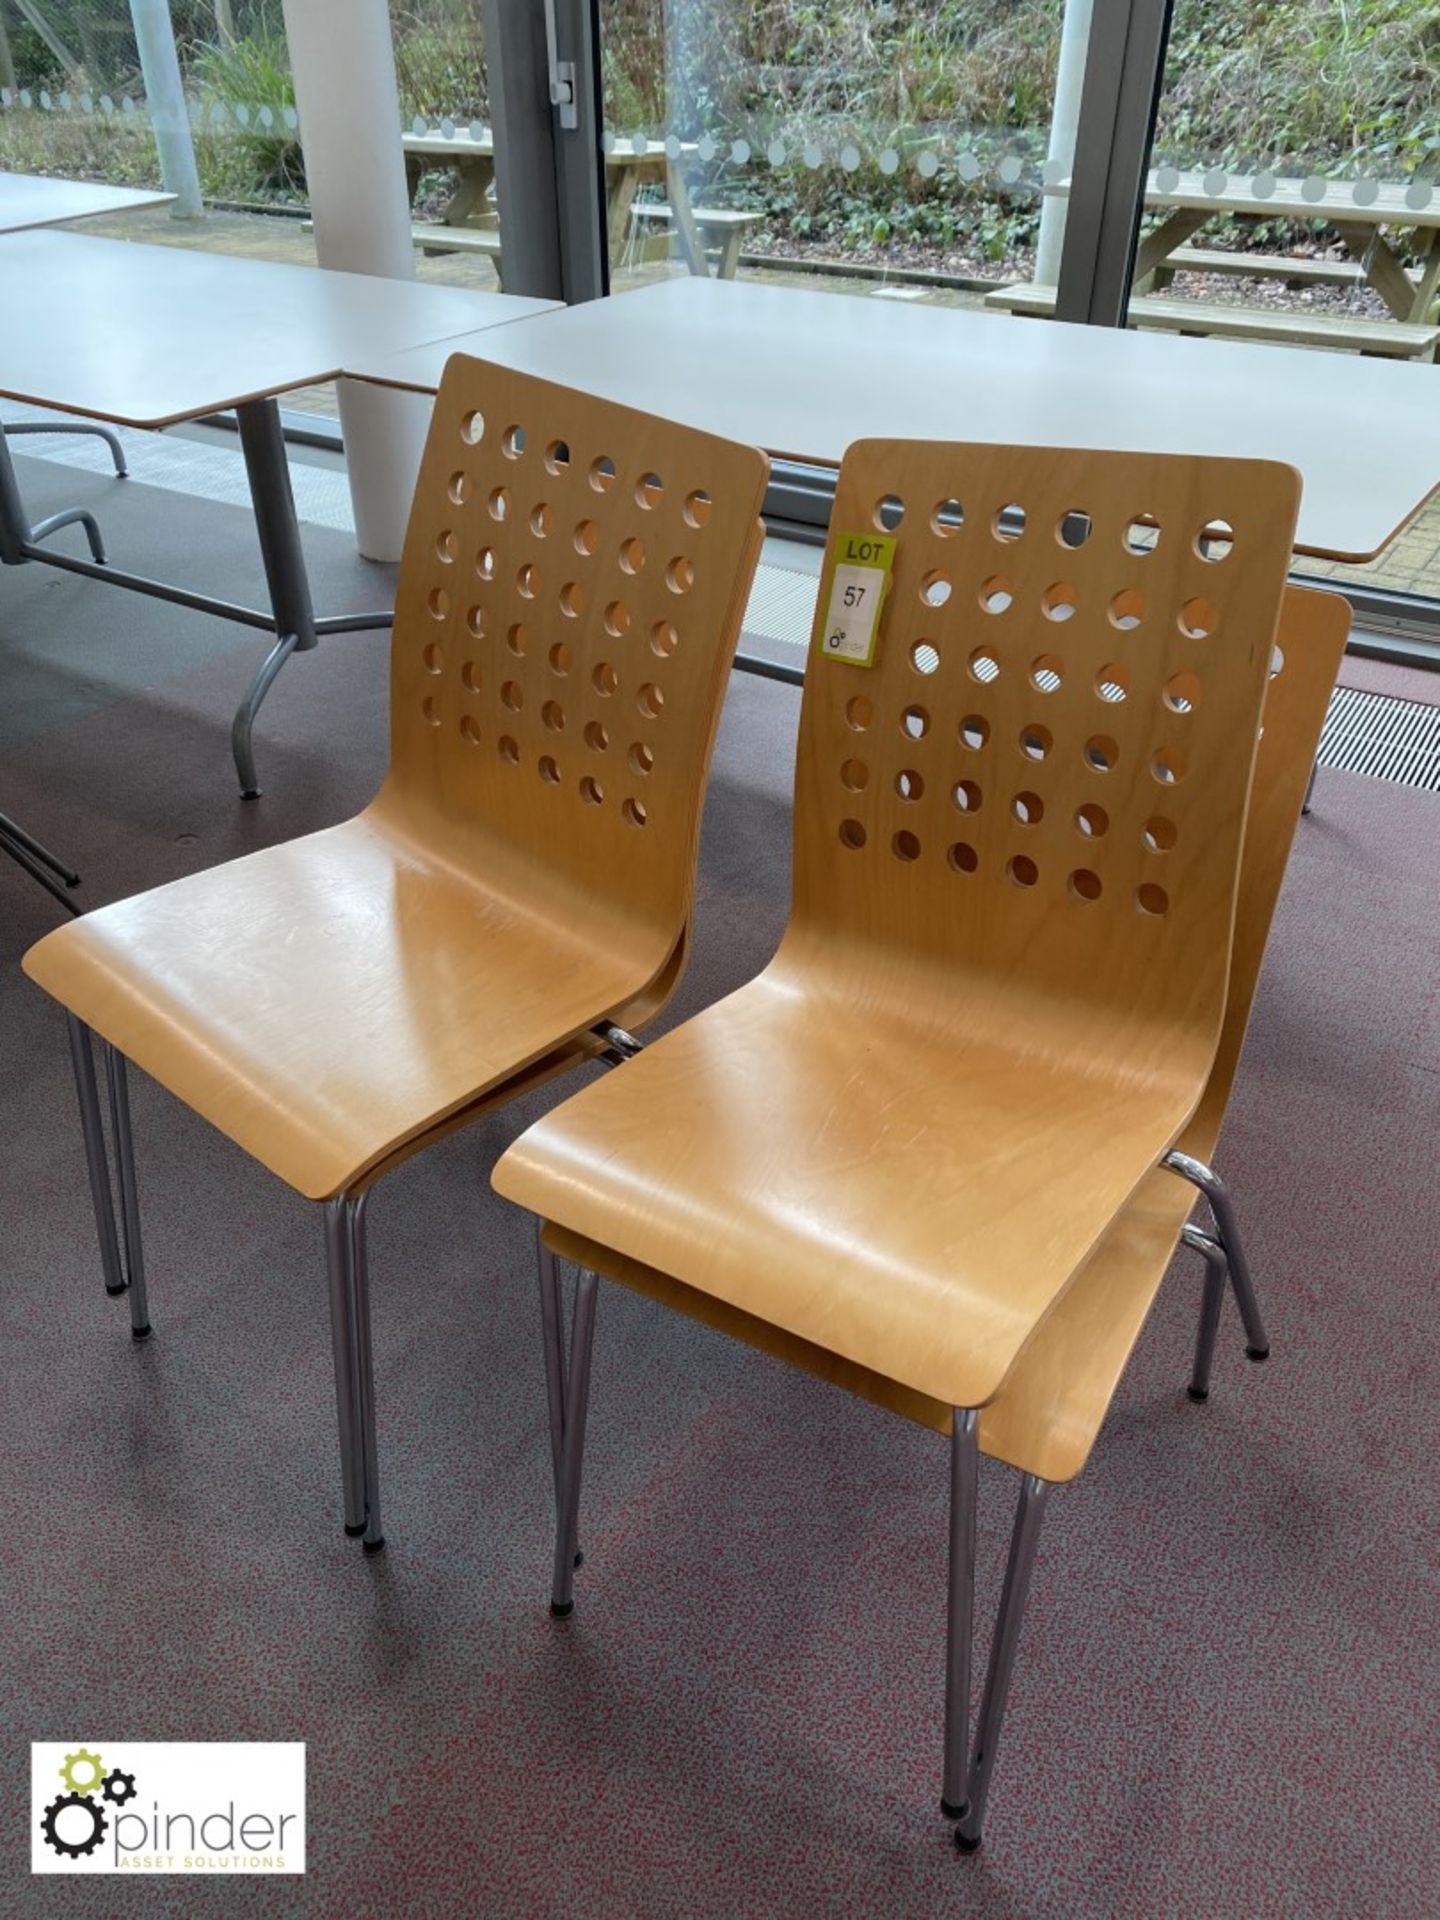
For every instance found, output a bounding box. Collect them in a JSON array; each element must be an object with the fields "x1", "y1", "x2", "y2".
[
  {"x1": 1145, "y1": 0, "x2": 1440, "y2": 611},
  {"x1": 596, "y1": 0, "x2": 1087, "y2": 316}
]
